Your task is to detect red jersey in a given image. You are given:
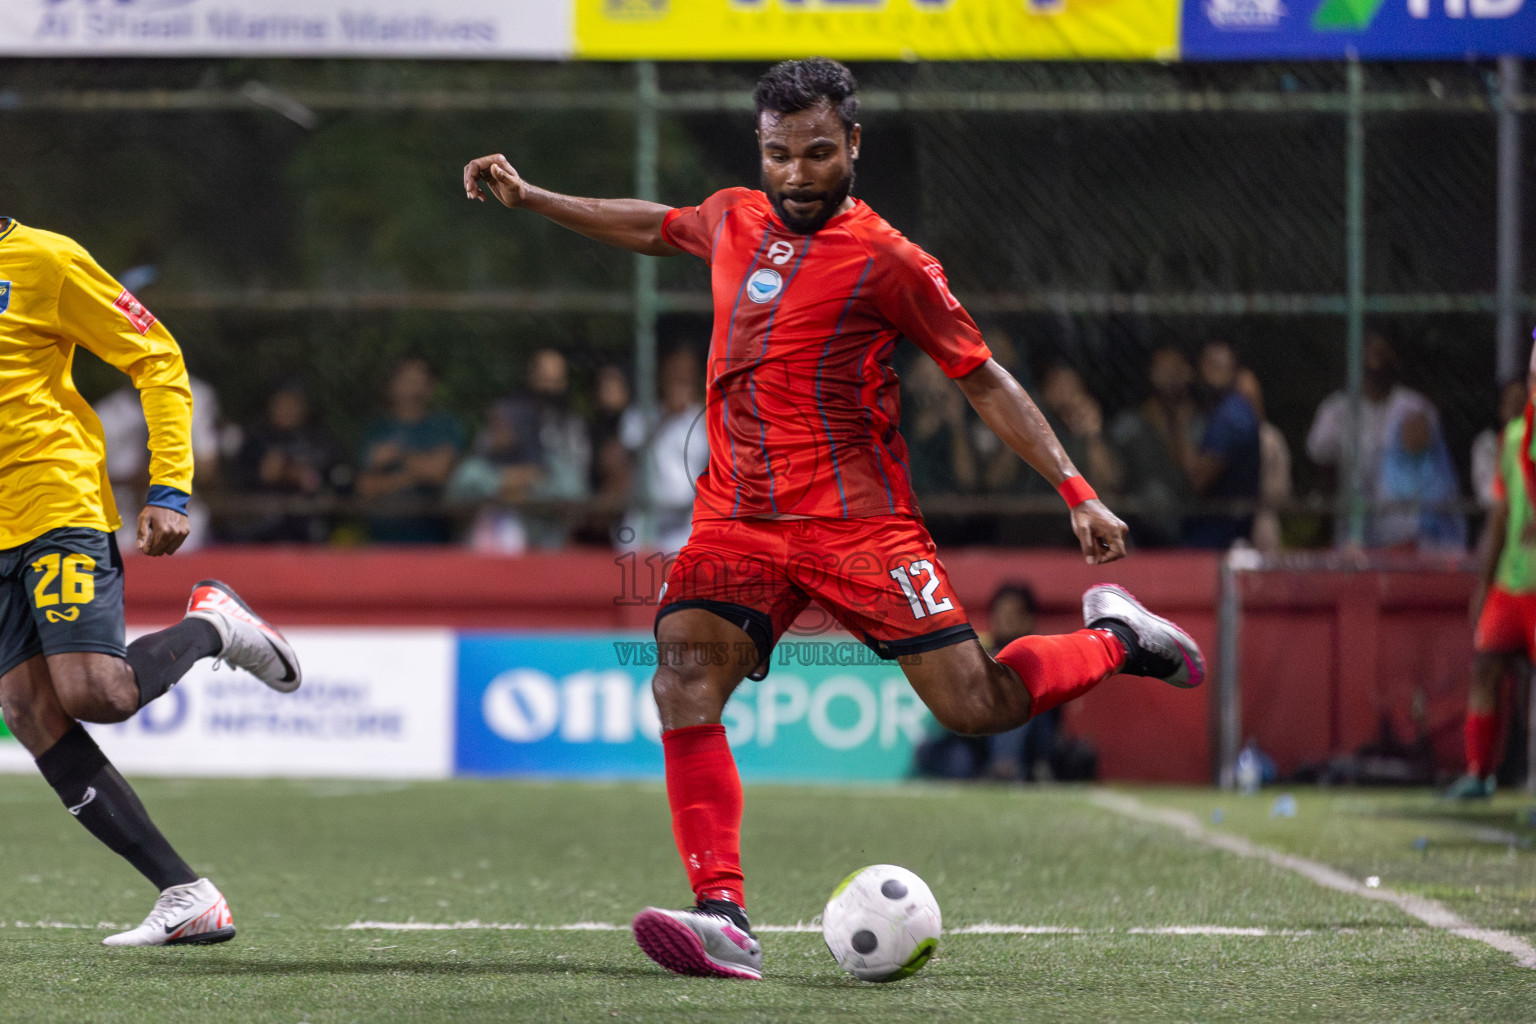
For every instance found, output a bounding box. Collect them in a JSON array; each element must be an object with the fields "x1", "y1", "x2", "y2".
[{"x1": 662, "y1": 188, "x2": 991, "y2": 521}]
